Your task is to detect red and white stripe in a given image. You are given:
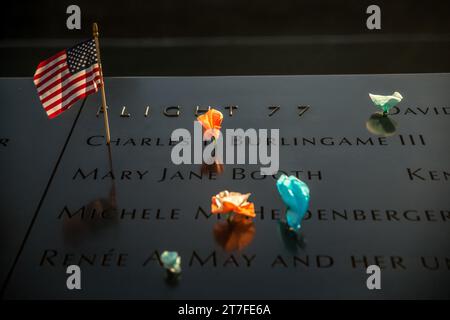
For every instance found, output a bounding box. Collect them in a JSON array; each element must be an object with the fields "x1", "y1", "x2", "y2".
[{"x1": 33, "y1": 50, "x2": 102, "y2": 119}]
